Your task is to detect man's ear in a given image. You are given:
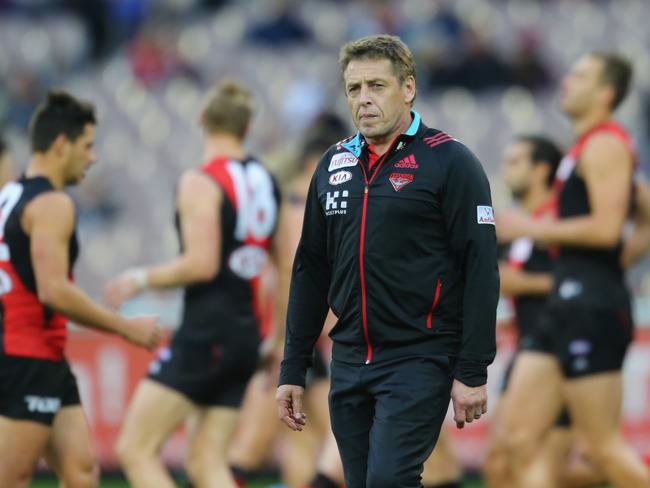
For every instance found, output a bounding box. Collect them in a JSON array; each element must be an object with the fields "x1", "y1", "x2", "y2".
[{"x1": 404, "y1": 75, "x2": 416, "y2": 105}]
